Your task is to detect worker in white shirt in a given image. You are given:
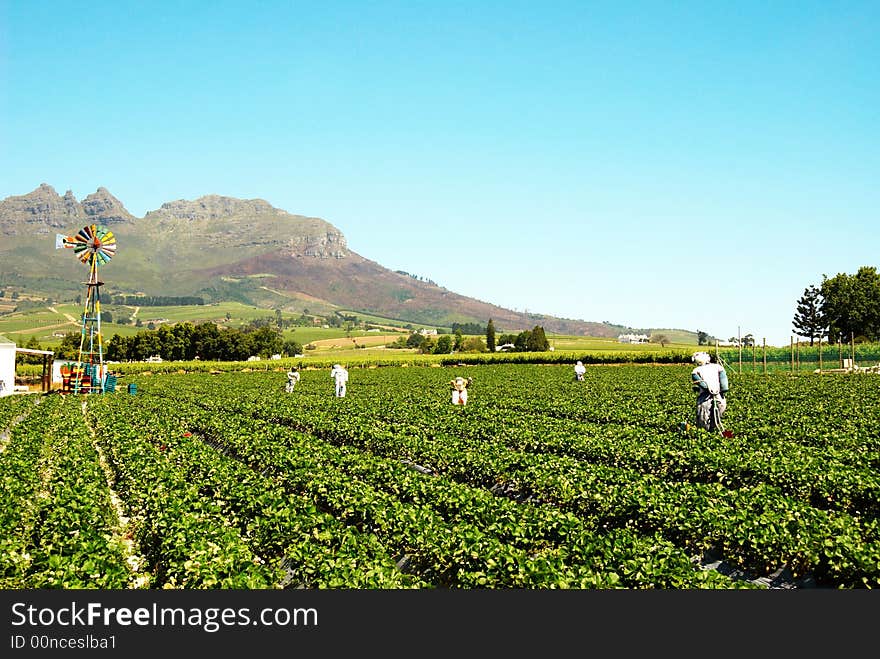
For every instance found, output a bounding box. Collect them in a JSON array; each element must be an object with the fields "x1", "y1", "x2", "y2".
[
  {"x1": 450, "y1": 376, "x2": 472, "y2": 405},
  {"x1": 330, "y1": 364, "x2": 349, "y2": 398},
  {"x1": 690, "y1": 351, "x2": 729, "y2": 433}
]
